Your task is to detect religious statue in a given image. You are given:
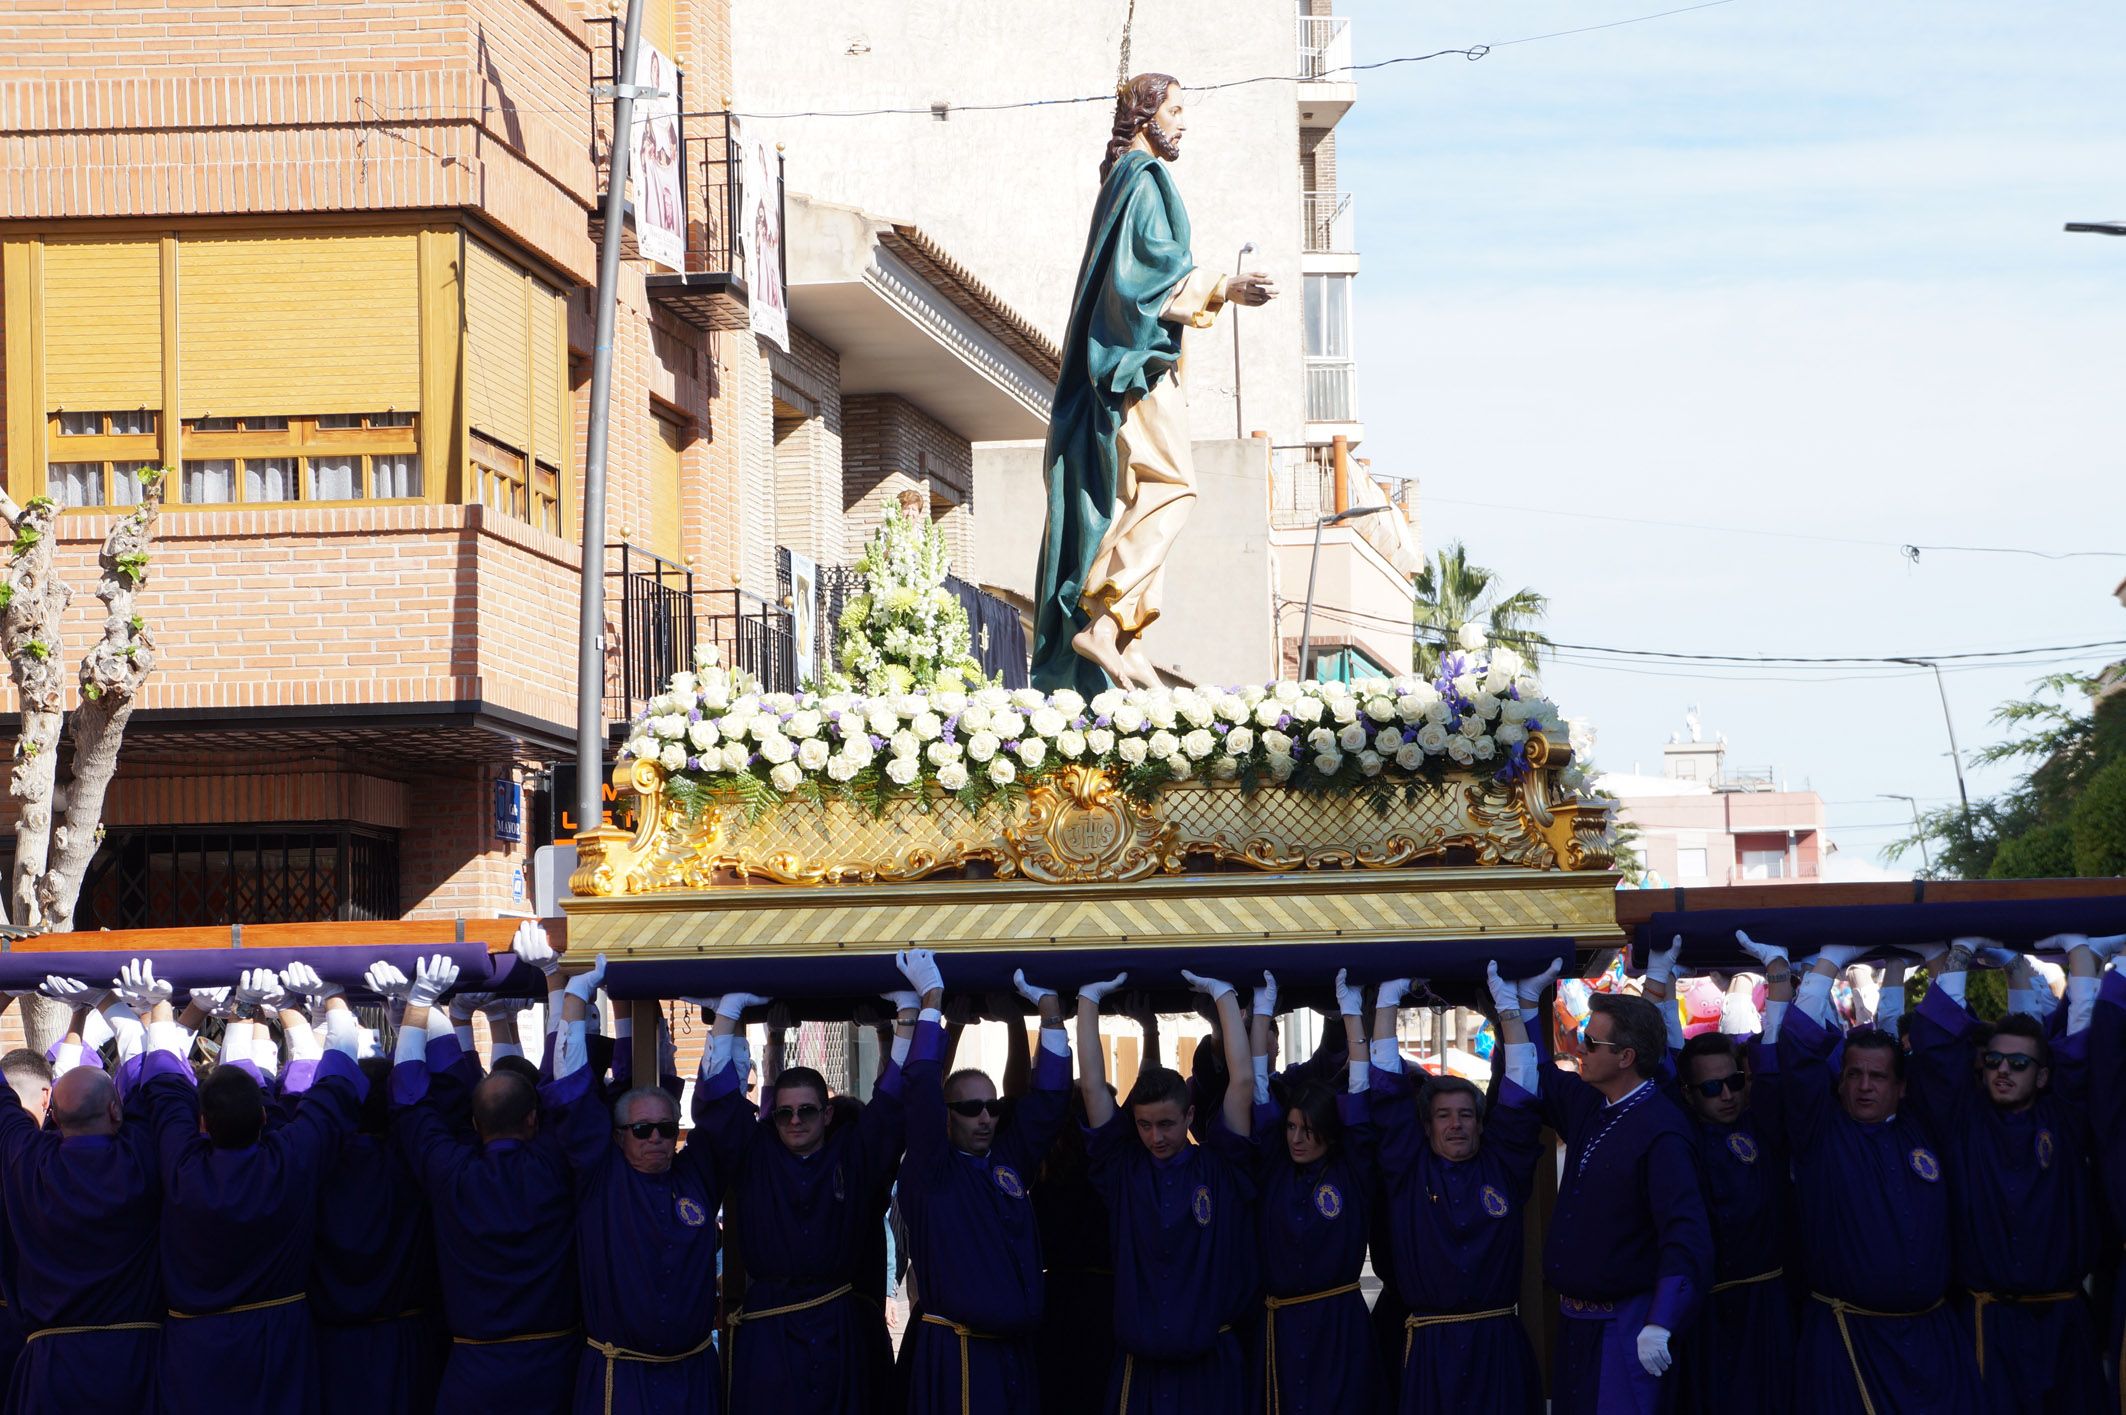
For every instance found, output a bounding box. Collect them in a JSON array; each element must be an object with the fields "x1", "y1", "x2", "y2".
[{"x1": 1030, "y1": 72, "x2": 1277, "y2": 694}]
